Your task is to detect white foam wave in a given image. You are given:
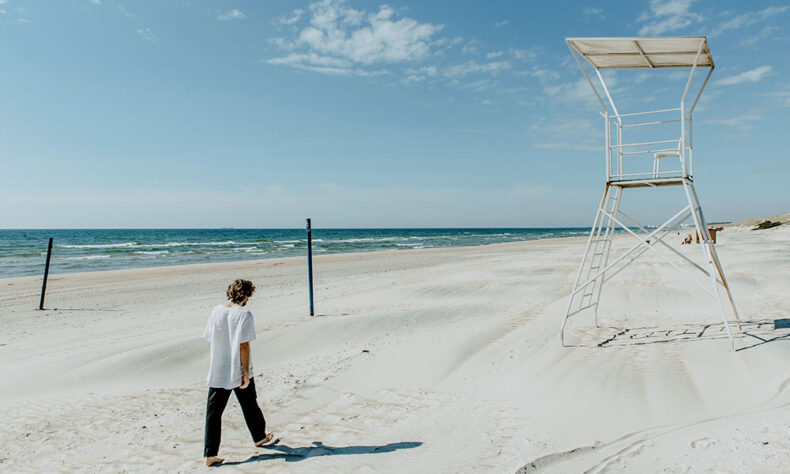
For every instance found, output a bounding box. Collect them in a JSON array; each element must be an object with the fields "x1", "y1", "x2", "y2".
[
  {"x1": 134, "y1": 250, "x2": 169, "y2": 256},
  {"x1": 64, "y1": 255, "x2": 111, "y2": 261},
  {"x1": 158, "y1": 240, "x2": 241, "y2": 247},
  {"x1": 325, "y1": 237, "x2": 408, "y2": 243},
  {"x1": 58, "y1": 242, "x2": 137, "y2": 249}
]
